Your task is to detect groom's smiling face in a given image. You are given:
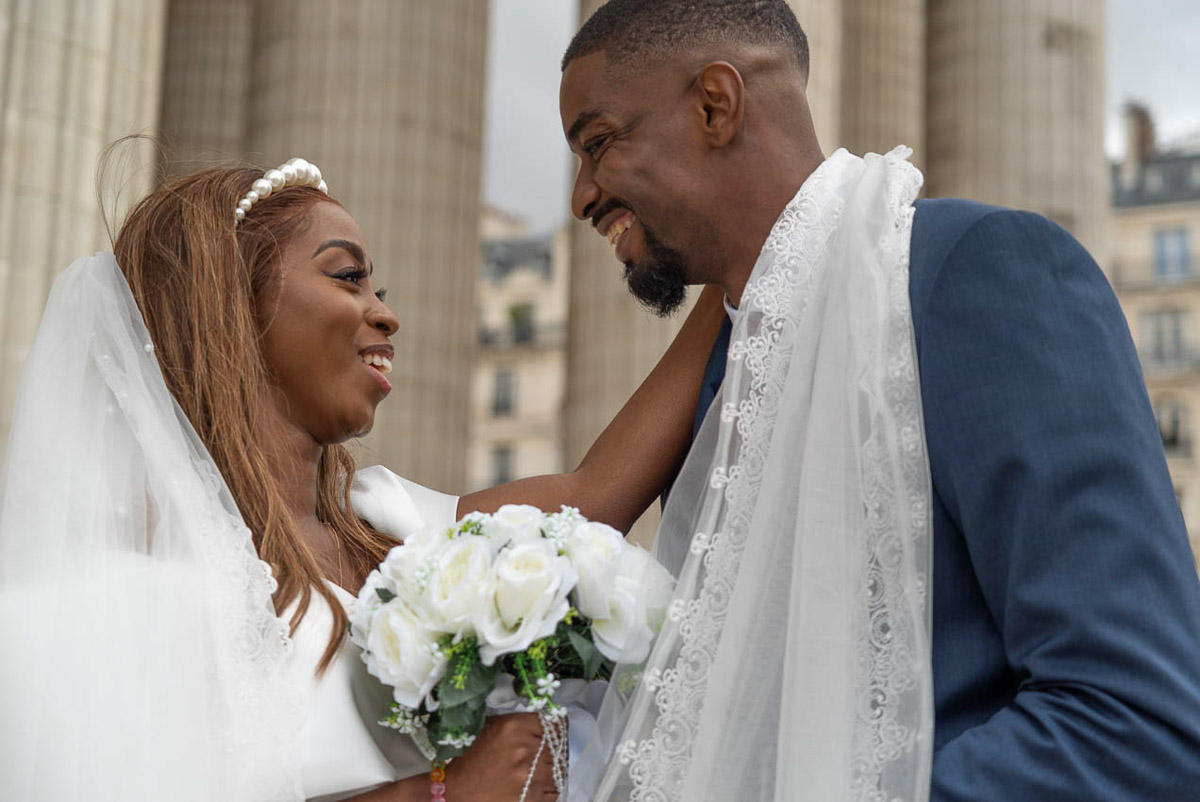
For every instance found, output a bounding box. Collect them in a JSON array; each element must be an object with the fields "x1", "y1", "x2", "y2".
[{"x1": 560, "y1": 51, "x2": 713, "y2": 316}]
